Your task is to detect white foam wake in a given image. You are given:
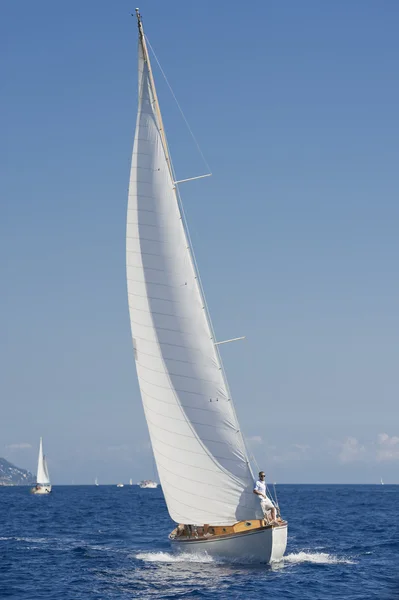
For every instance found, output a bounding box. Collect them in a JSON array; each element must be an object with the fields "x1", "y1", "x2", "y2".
[
  {"x1": 284, "y1": 551, "x2": 355, "y2": 565},
  {"x1": 136, "y1": 551, "x2": 216, "y2": 563},
  {"x1": 135, "y1": 550, "x2": 355, "y2": 566}
]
